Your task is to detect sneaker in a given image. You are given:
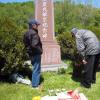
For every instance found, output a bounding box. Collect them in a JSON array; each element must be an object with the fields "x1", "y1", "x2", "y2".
[
  {"x1": 31, "y1": 86, "x2": 39, "y2": 90},
  {"x1": 31, "y1": 87, "x2": 39, "y2": 90},
  {"x1": 33, "y1": 87, "x2": 39, "y2": 89}
]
